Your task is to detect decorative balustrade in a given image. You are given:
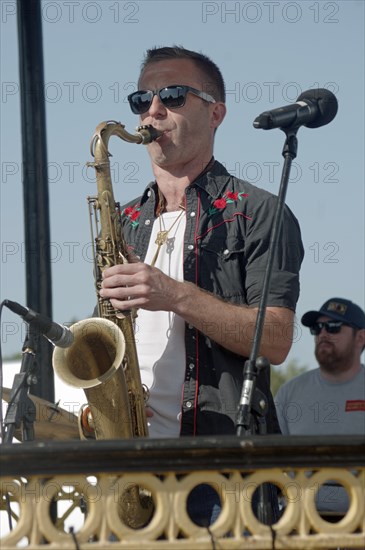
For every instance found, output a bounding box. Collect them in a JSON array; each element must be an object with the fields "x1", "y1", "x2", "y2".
[{"x1": 1, "y1": 435, "x2": 364, "y2": 549}]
